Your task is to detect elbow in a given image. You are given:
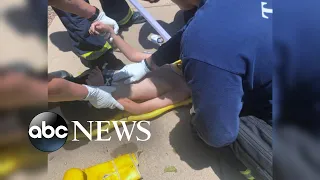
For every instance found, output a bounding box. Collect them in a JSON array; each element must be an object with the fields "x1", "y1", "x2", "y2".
[{"x1": 48, "y1": 78, "x2": 69, "y2": 96}]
